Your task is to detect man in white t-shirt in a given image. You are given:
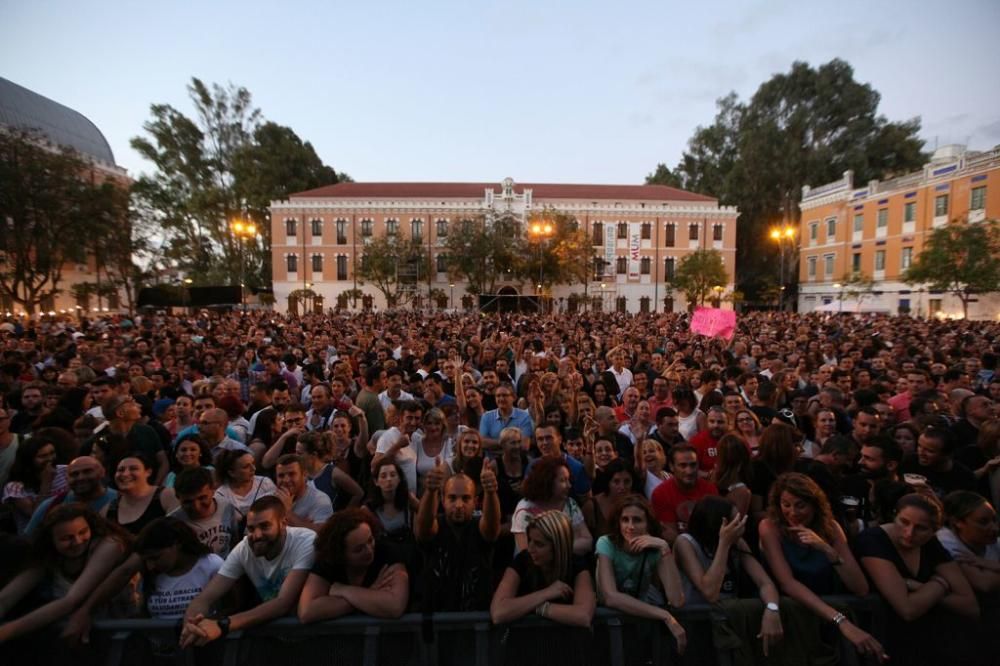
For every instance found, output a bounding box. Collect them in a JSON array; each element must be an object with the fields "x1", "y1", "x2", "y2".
[
  {"x1": 275, "y1": 454, "x2": 333, "y2": 531},
  {"x1": 180, "y1": 495, "x2": 314, "y2": 648},
  {"x1": 373, "y1": 400, "x2": 424, "y2": 491},
  {"x1": 170, "y1": 467, "x2": 242, "y2": 557}
]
